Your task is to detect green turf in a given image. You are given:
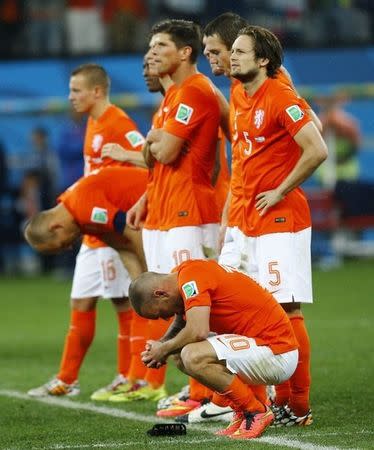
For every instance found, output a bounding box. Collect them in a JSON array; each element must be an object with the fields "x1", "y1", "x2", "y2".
[{"x1": 0, "y1": 260, "x2": 373, "y2": 449}]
